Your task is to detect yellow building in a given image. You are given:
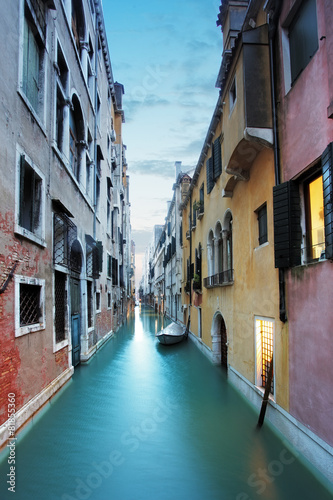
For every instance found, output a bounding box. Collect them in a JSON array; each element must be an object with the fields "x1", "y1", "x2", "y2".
[{"x1": 181, "y1": 0, "x2": 289, "y2": 414}]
